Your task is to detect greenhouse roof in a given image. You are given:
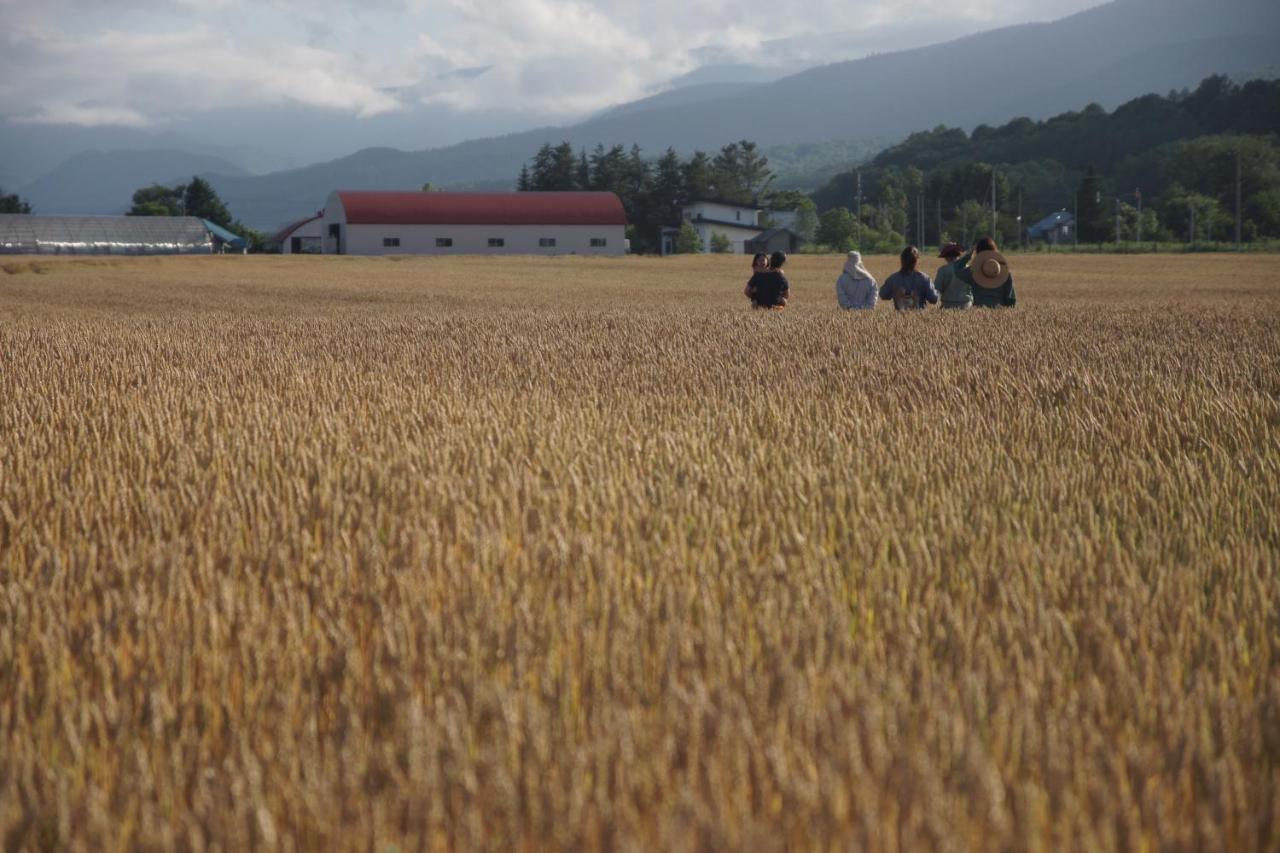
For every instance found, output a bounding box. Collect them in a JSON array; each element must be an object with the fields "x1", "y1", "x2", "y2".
[{"x1": 0, "y1": 214, "x2": 214, "y2": 255}]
